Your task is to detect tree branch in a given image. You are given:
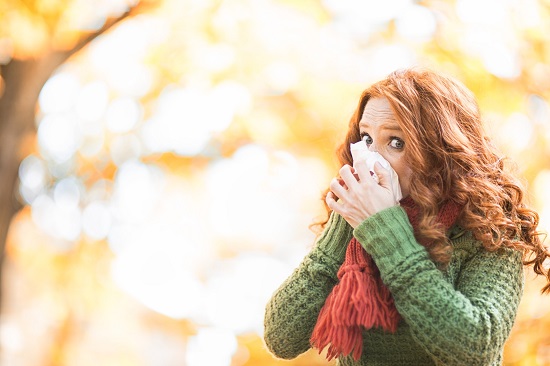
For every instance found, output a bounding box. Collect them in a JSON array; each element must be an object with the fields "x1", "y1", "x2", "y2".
[
  {"x1": 31, "y1": 0, "x2": 159, "y2": 94},
  {"x1": 53, "y1": 0, "x2": 158, "y2": 66}
]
